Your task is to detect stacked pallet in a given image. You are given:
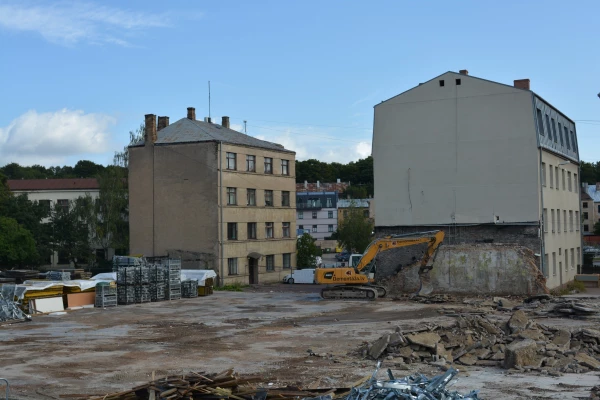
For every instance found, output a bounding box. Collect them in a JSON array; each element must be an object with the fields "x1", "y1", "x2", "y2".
[
  {"x1": 149, "y1": 264, "x2": 165, "y2": 302},
  {"x1": 47, "y1": 271, "x2": 71, "y2": 281},
  {"x1": 95, "y1": 282, "x2": 117, "y2": 308},
  {"x1": 115, "y1": 256, "x2": 182, "y2": 305},
  {"x1": 162, "y1": 259, "x2": 181, "y2": 300},
  {"x1": 182, "y1": 280, "x2": 198, "y2": 298}
]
